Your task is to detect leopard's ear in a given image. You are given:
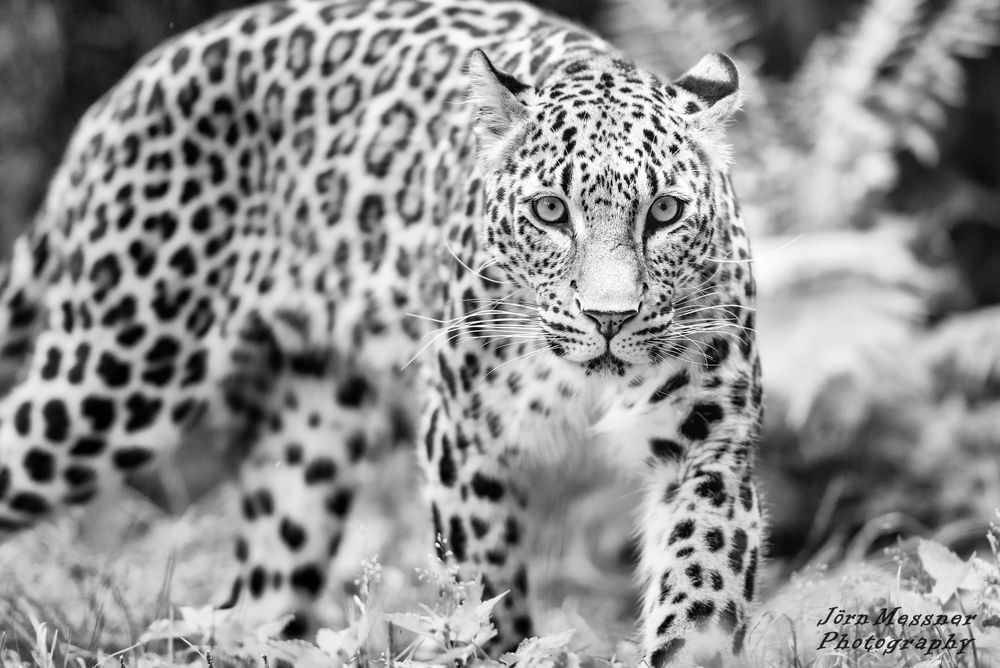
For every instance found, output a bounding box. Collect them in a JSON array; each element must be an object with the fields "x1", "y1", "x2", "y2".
[
  {"x1": 467, "y1": 50, "x2": 532, "y2": 156},
  {"x1": 674, "y1": 53, "x2": 742, "y2": 125}
]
